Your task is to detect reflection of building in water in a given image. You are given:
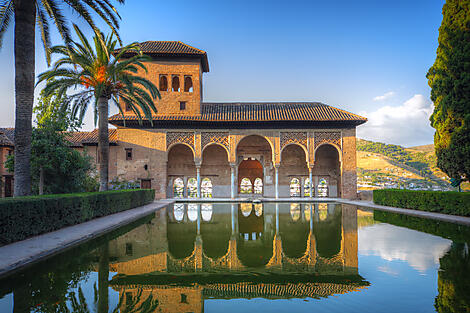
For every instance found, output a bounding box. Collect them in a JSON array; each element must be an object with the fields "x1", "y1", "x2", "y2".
[{"x1": 105, "y1": 203, "x2": 365, "y2": 312}]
